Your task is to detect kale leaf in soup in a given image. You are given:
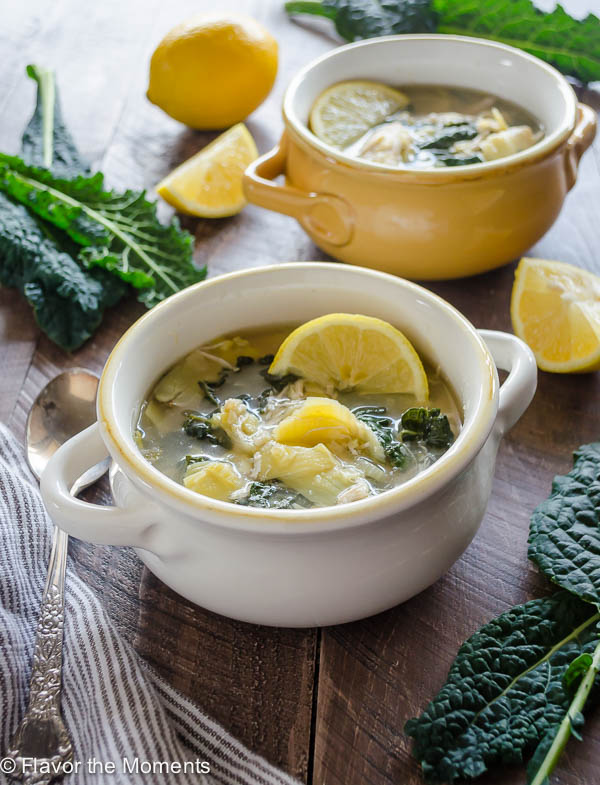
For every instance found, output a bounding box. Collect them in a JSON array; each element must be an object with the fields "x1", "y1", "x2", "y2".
[{"x1": 134, "y1": 322, "x2": 461, "y2": 510}]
